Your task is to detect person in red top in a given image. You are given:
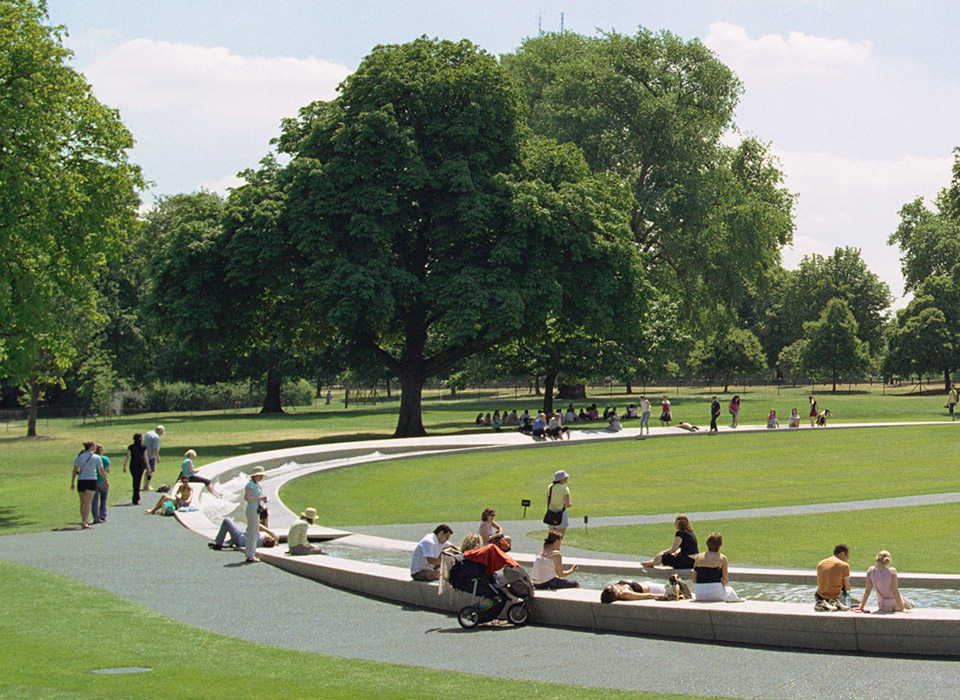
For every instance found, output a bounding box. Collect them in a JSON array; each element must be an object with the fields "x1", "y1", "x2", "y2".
[
  {"x1": 464, "y1": 535, "x2": 519, "y2": 575},
  {"x1": 463, "y1": 535, "x2": 521, "y2": 601}
]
